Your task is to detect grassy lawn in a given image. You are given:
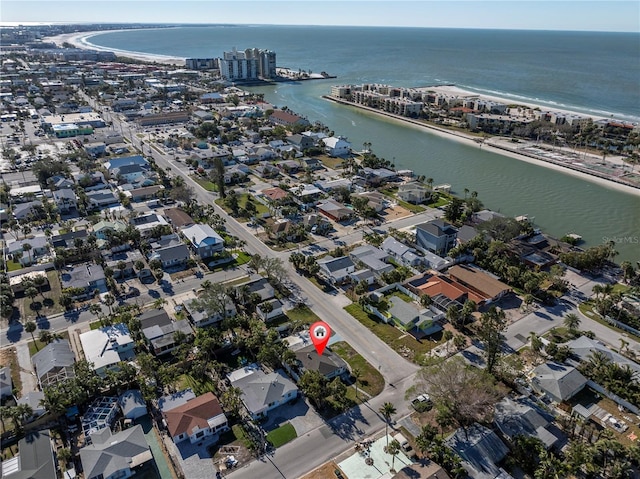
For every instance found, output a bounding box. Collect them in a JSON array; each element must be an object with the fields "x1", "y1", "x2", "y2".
[
  {"x1": 395, "y1": 198, "x2": 426, "y2": 213},
  {"x1": 428, "y1": 195, "x2": 450, "y2": 208},
  {"x1": 388, "y1": 290, "x2": 414, "y2": 303},
  {"x1": 578, "y1": 301, "x2": 638, "y2": 338},
  {"x1": 223, "y1": 276, "x2": 253, "y2": 287},
  {"x1": 317, "y1": 155, "x2": 344, "y2": 170},
  {"x1": 265, "y1": 423, "x2": 297, "y2": 448},
  {"x1": 177, "y1": 373, "x2": 217, "y2": 397},
  {"x1": 344, "y1": 304, "x2": 444, "y2": 363},
  {"x1": 206, "y1": 251, "x2": 252, "y2": 273},
  {"x1": 215, "y1": 194, "x2": 269, "y2": 219},
  {"x1": 89, "y1": 321, "x2": 102, "y2": 330},
  {"x1": 28, "y1": 331, "x2": 70, "y2": 356},
  {"x1": 0, "y1": 347, "x2": 21, "y2": 402},
  {"x1": 192, "y1": 176, "x2": 217, "y2": 191},
  {"x1": 330, "y1": 341, "x2": 384, "y2": 399},
  {"x1": 18, "y1": 271, "x2": 65, "y2": 321},
  {"x1": 6, "y1": 260, "x2": 22, "y2": 272},
  {"x1": 231, "y1": 424, "x2": 253, "y2": 449},
  {"x1": 285, "y1": 305, "x2": 322, "y2": 325}
]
